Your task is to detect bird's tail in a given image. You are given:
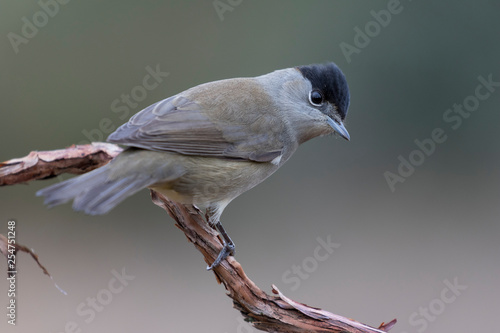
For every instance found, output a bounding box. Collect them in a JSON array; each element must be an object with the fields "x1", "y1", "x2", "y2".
[{"x1": 36, "y1": 149, "x2": 185, "y2": 215}]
